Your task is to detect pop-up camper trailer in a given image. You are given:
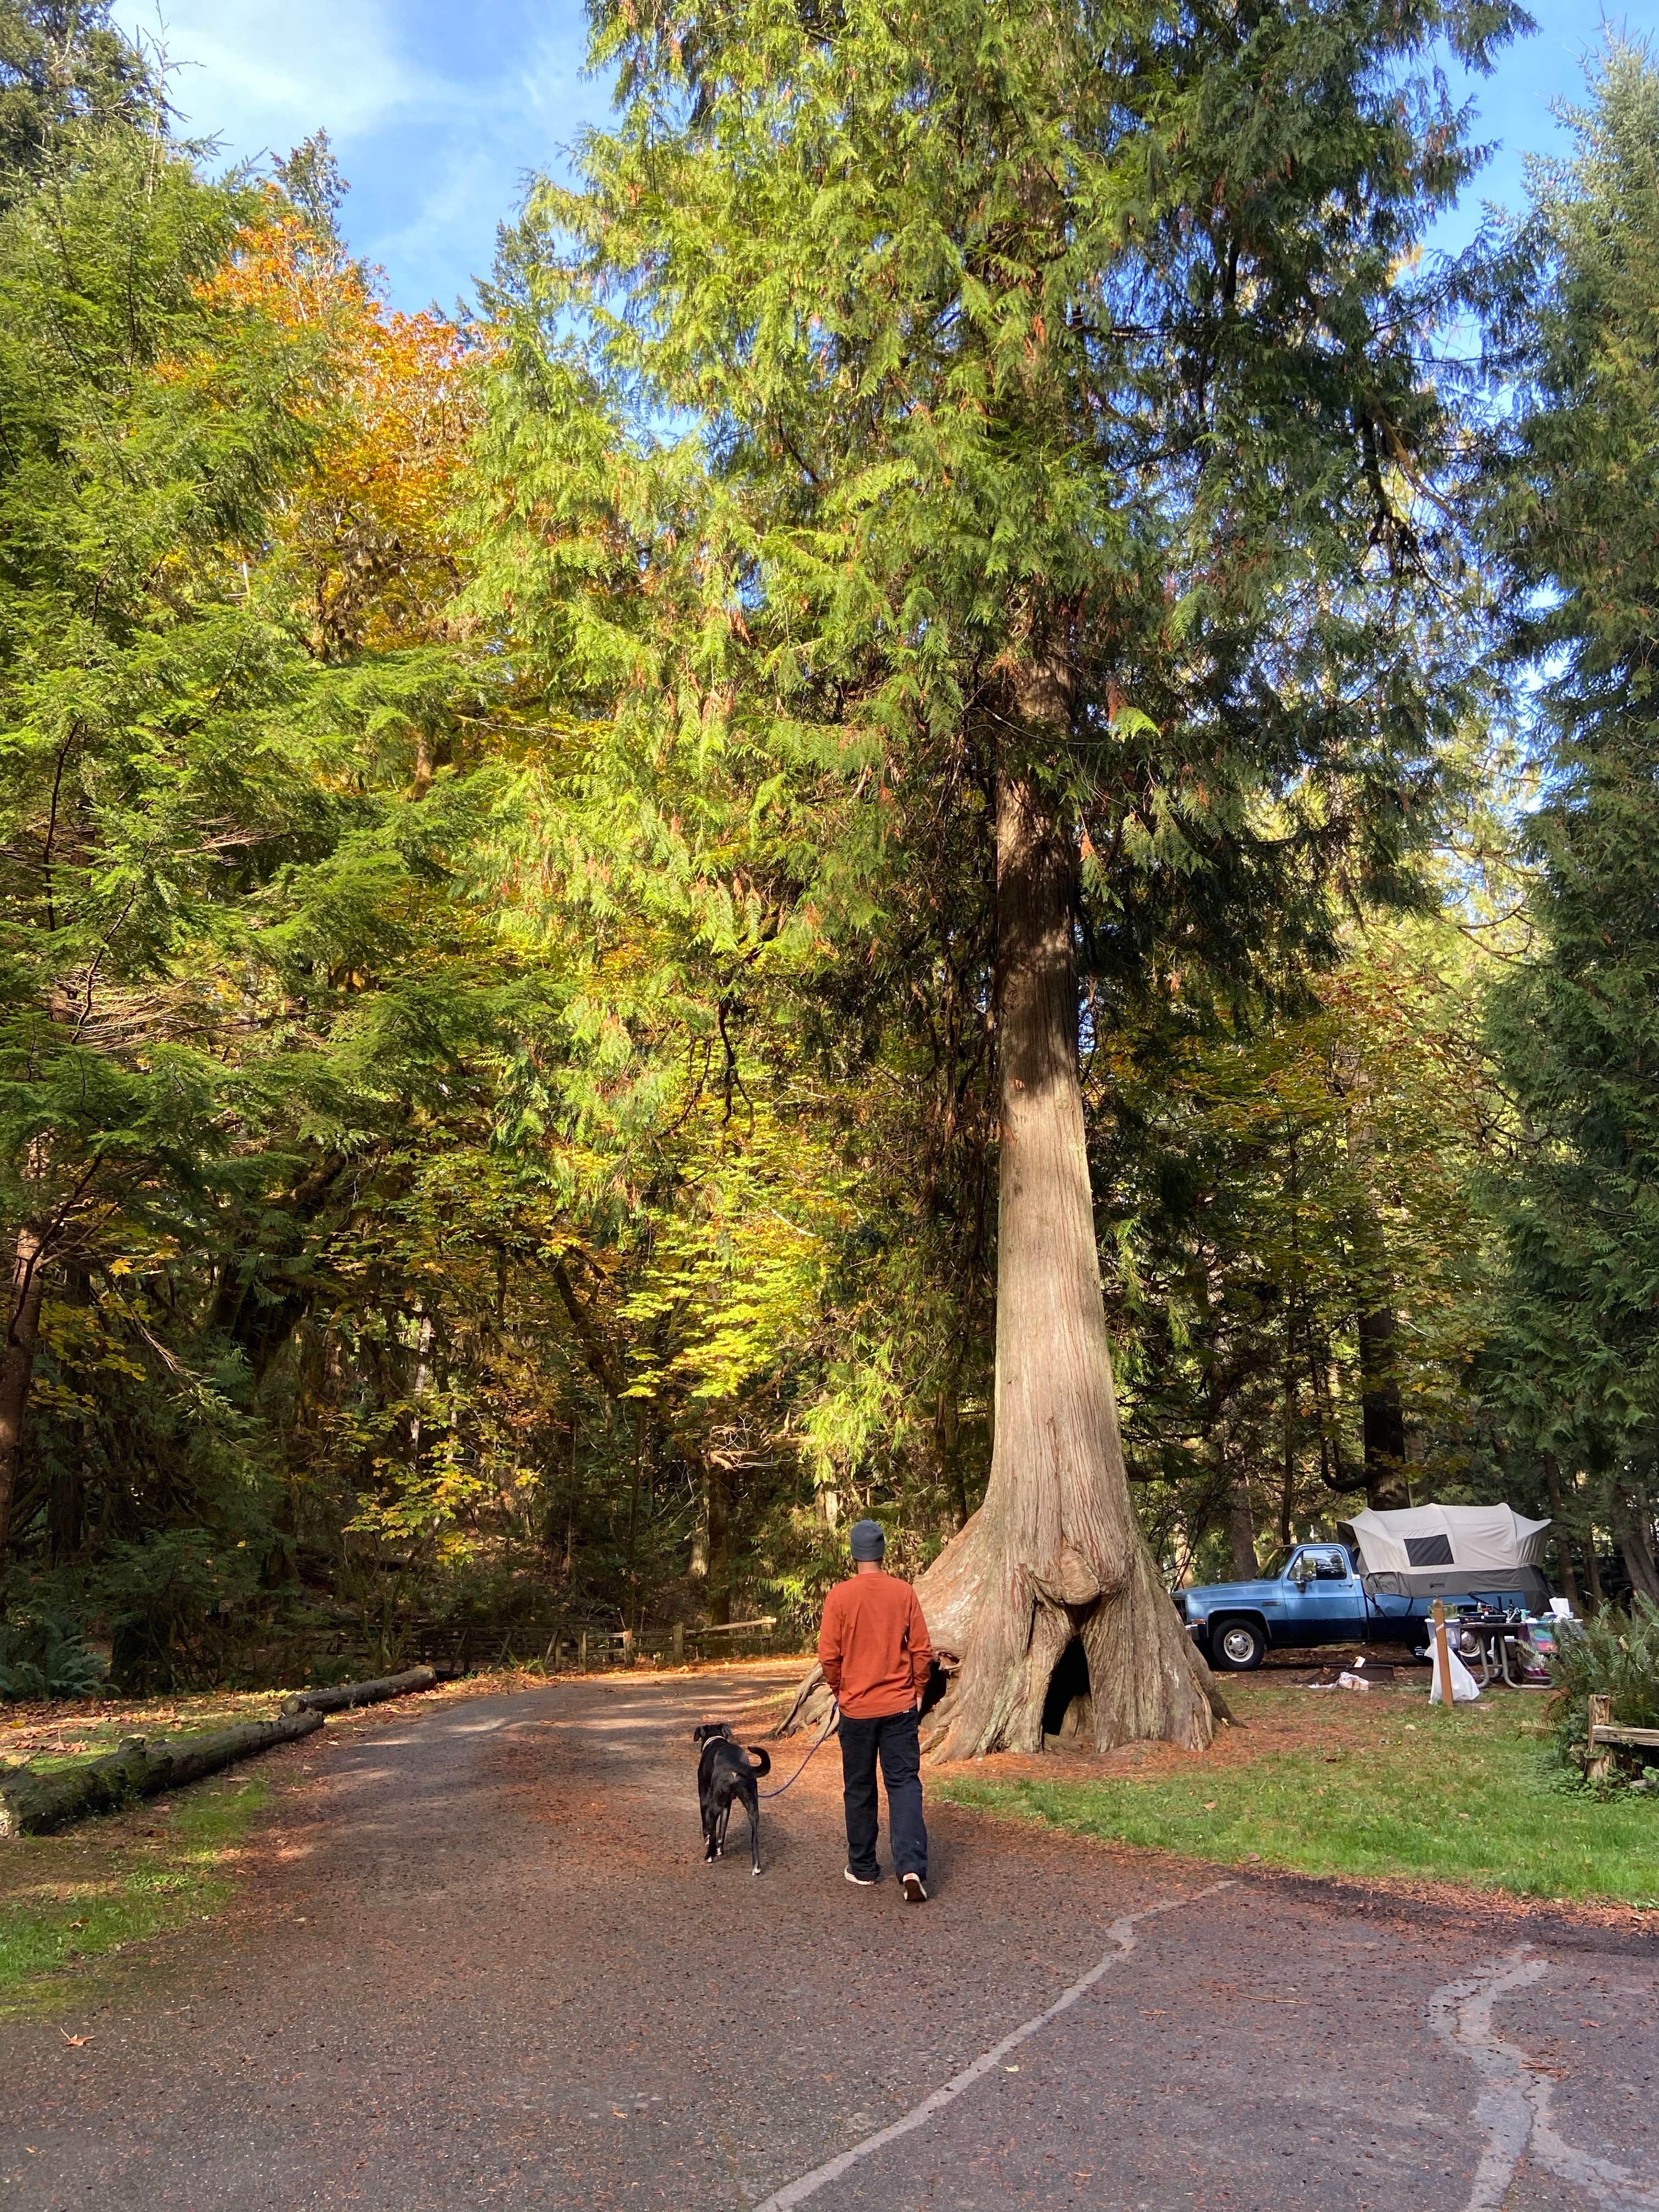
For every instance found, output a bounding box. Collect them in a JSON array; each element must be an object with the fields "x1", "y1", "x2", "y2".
[{"x1": 1347, "y1": 1503, "x2": 1553, "y2": 1611}]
